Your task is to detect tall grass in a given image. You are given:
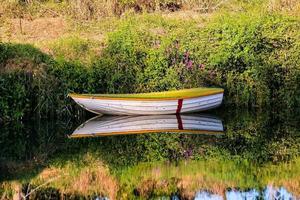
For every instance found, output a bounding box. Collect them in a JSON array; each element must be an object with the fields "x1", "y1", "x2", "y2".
[{"x1": 2, "y1": 0, "x2": 285, "y2": 19}]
